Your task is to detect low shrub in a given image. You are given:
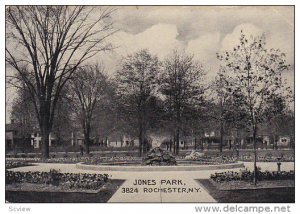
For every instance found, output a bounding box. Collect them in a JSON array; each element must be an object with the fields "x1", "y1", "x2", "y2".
[
  {"x1": 238, "y1": 155, "x2": 294, "y2": 162},
  {"x1": 6, "y1": 155, "x2": 142, "y2": 164},
  {"x1": 20, "y1": 154, "x2": 27, "y2": 158},
  {"x1": 63, "y1": 152, "x2": 68, "y2": 158},
  {"x1": 5, "y1": 170, "x2": 110, "y2": 190},
  {"x1": 6, "y1": 161, "x2": 31, "y2": 169},
  {"x1": 210, "y1": 169, "x2": 295, "y2": 183}
]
